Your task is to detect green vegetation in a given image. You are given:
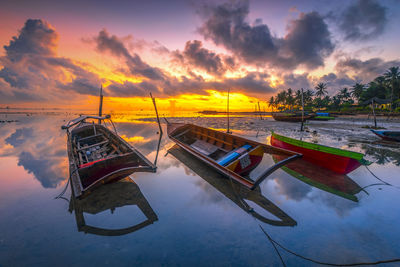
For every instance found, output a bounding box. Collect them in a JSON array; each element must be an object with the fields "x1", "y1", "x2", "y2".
[{"x1": 268, "y1": 66, "x2": 400, "y2": 113}]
